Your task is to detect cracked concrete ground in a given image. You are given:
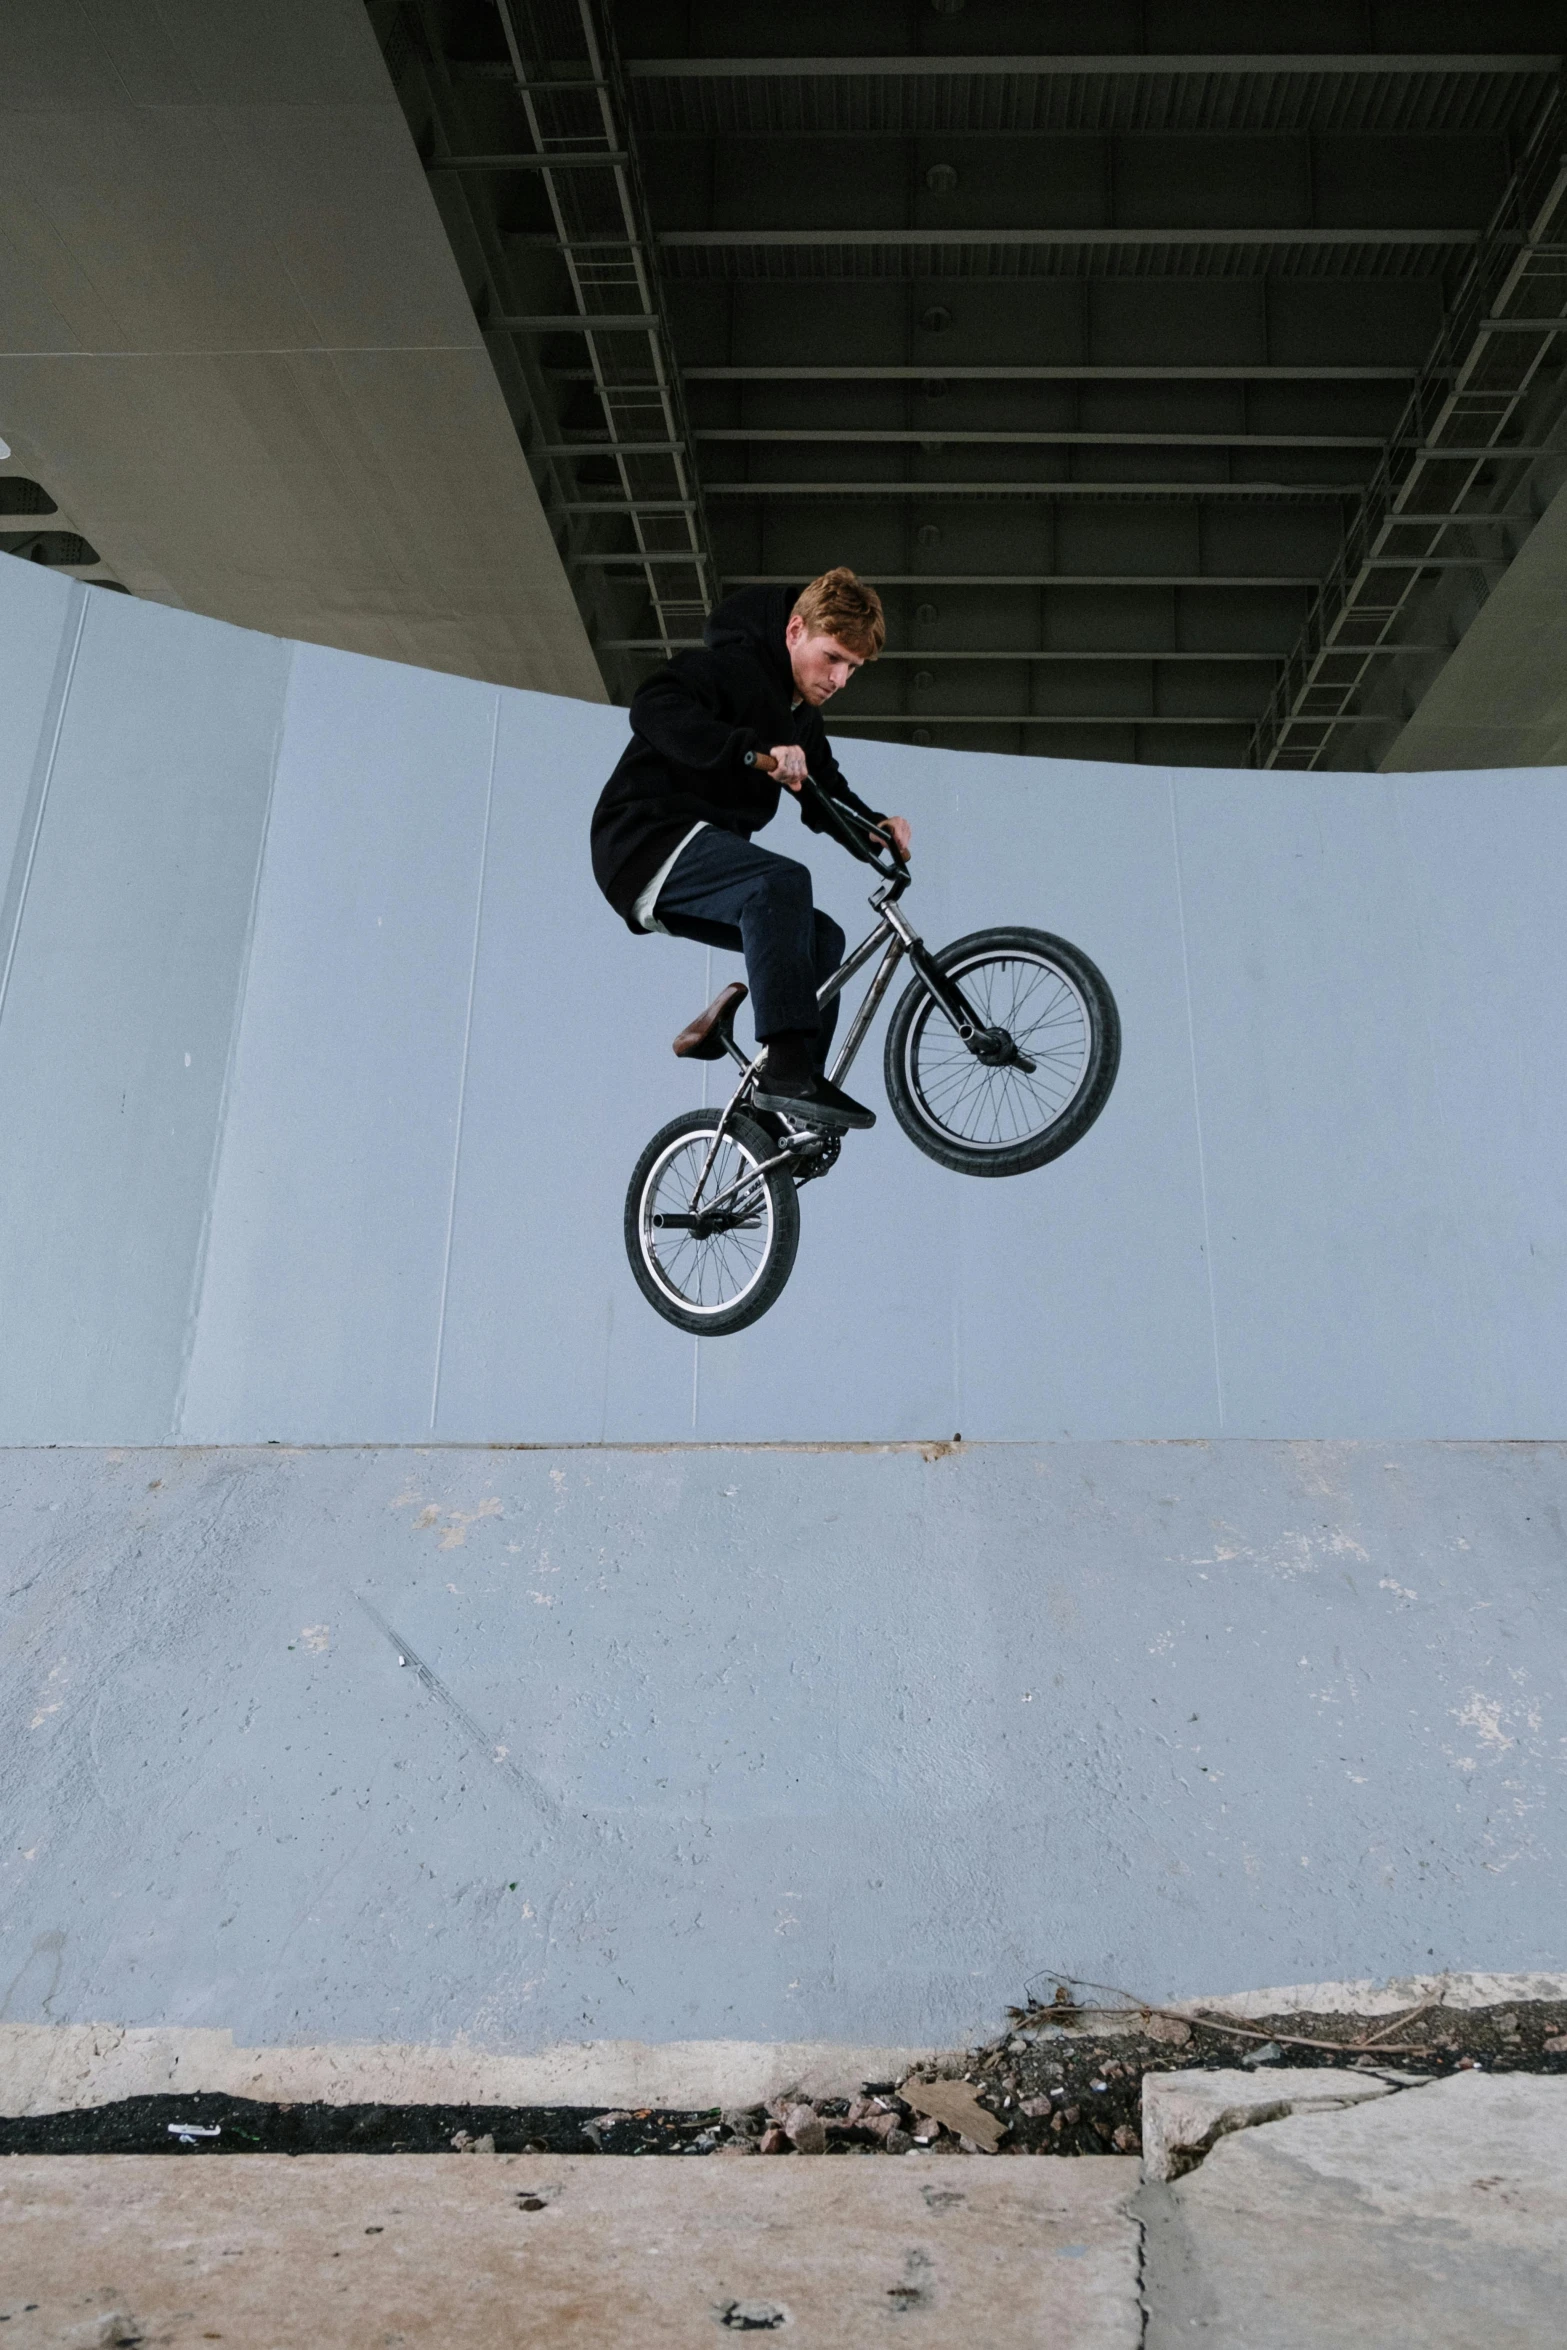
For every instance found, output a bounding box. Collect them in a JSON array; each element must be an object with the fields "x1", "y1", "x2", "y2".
[
  {"x1": 1139, "y1": 2071, "x2": 1567, "y2": 2349},
  {"x1": 4, "y1": 2074, "x2": 1564, "y2": 2346},
  {"x1": 0, "y1": 2155, "x2": 1143, "y2": 2349}
]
